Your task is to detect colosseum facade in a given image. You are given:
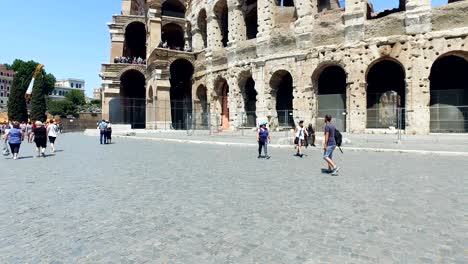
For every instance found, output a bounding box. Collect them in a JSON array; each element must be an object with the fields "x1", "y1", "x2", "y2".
[{"x1": 100, "y1": 0, "x2": 468, "y2": 134}]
